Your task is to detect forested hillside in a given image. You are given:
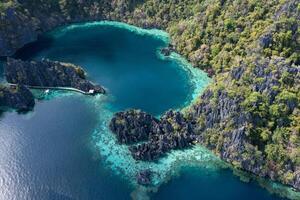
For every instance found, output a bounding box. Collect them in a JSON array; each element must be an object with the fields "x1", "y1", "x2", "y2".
[
  {"x1": 0, "y1": 0, "x2": 299, "y2": 190},
  {"x1": 128, "y1": 0, "x2": 300, "y2": 189}
]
